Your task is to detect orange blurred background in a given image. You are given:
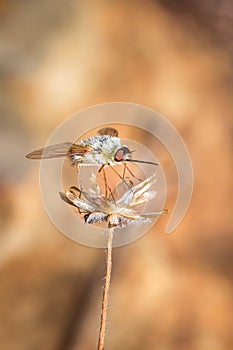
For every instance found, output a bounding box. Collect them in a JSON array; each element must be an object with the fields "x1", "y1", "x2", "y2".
[{"x1": 0, "y1": 1, "x2": 232, "y2": 349}]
